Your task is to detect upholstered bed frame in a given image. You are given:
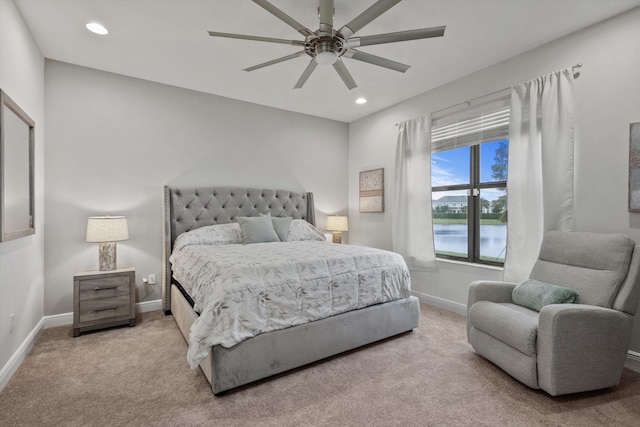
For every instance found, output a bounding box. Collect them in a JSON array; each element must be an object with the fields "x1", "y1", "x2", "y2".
[{"x1": 162, "y1": 186, "x2": 420, "y2": 394}]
